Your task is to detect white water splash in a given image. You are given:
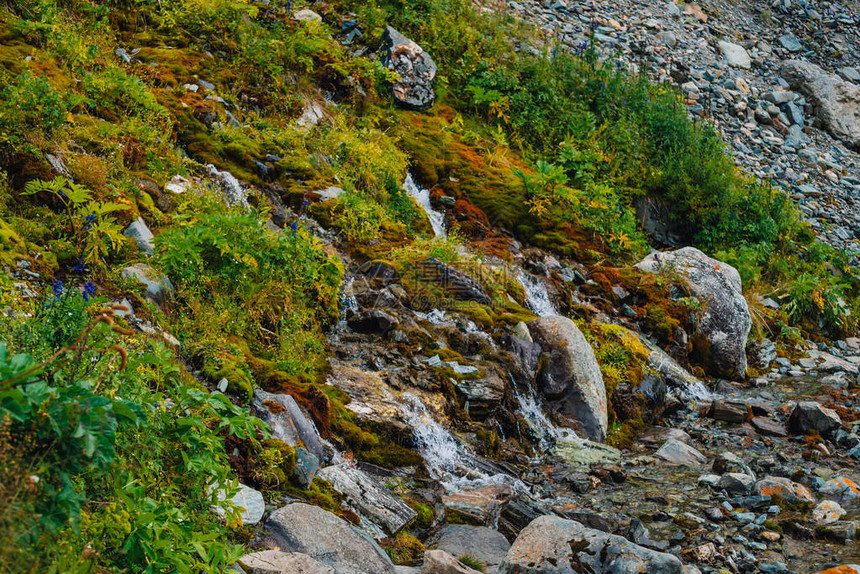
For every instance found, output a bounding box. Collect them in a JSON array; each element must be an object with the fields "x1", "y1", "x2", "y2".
[
  {"x1": 400, "y1": 393, "x2": 521, "y2": 492},
  {"x1": 516, "y1": 269, "x2": 558, "y2": 317},
  {"x1": 511, "y1": 378, "x2": 576, "y2": 455},
  {"x1": 414, "y1": 308, "x2": 449, "y2": 325},
  {"x1": 404, "y1": 173, "x2": 446, "y2": 238}
]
